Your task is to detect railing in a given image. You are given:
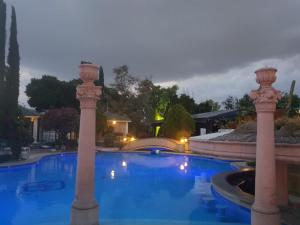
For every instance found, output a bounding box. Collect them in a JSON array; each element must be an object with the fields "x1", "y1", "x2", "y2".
[{"x1": 122, "y1": 137, "x2": 187, "y2": 152}]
